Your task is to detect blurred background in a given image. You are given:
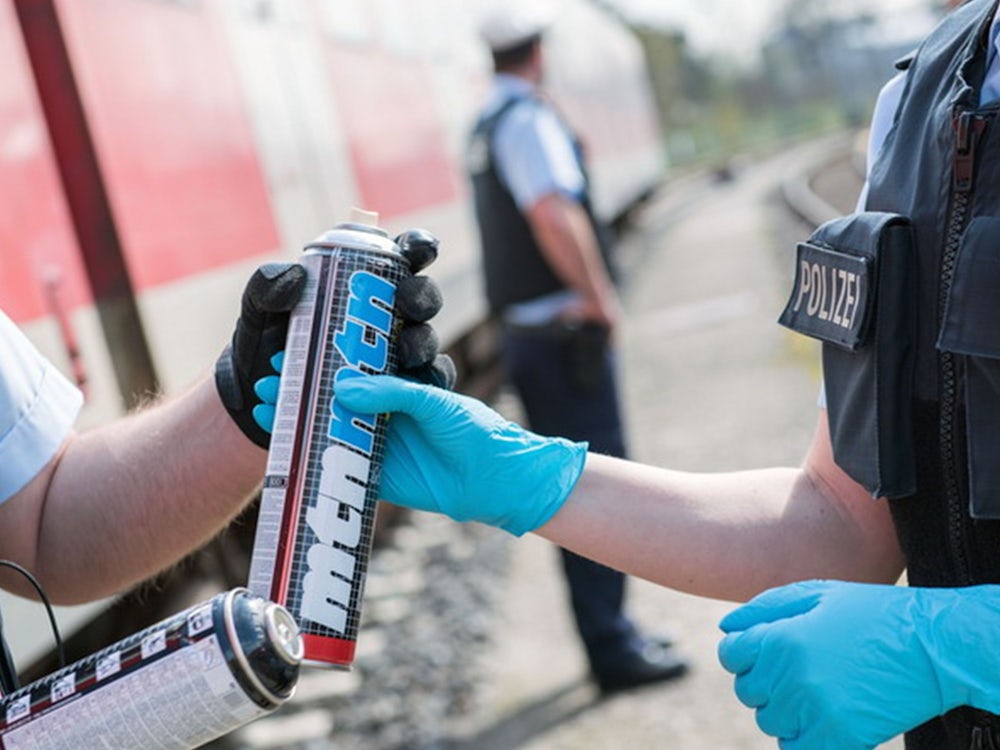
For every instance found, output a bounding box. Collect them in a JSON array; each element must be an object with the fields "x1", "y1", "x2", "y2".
[
  {"x1": 612, "y1": 0, "x2": 942, "y2": 166},
  {"x1": 0, "y1": 0, "x2": 955, "y2": 747}
]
